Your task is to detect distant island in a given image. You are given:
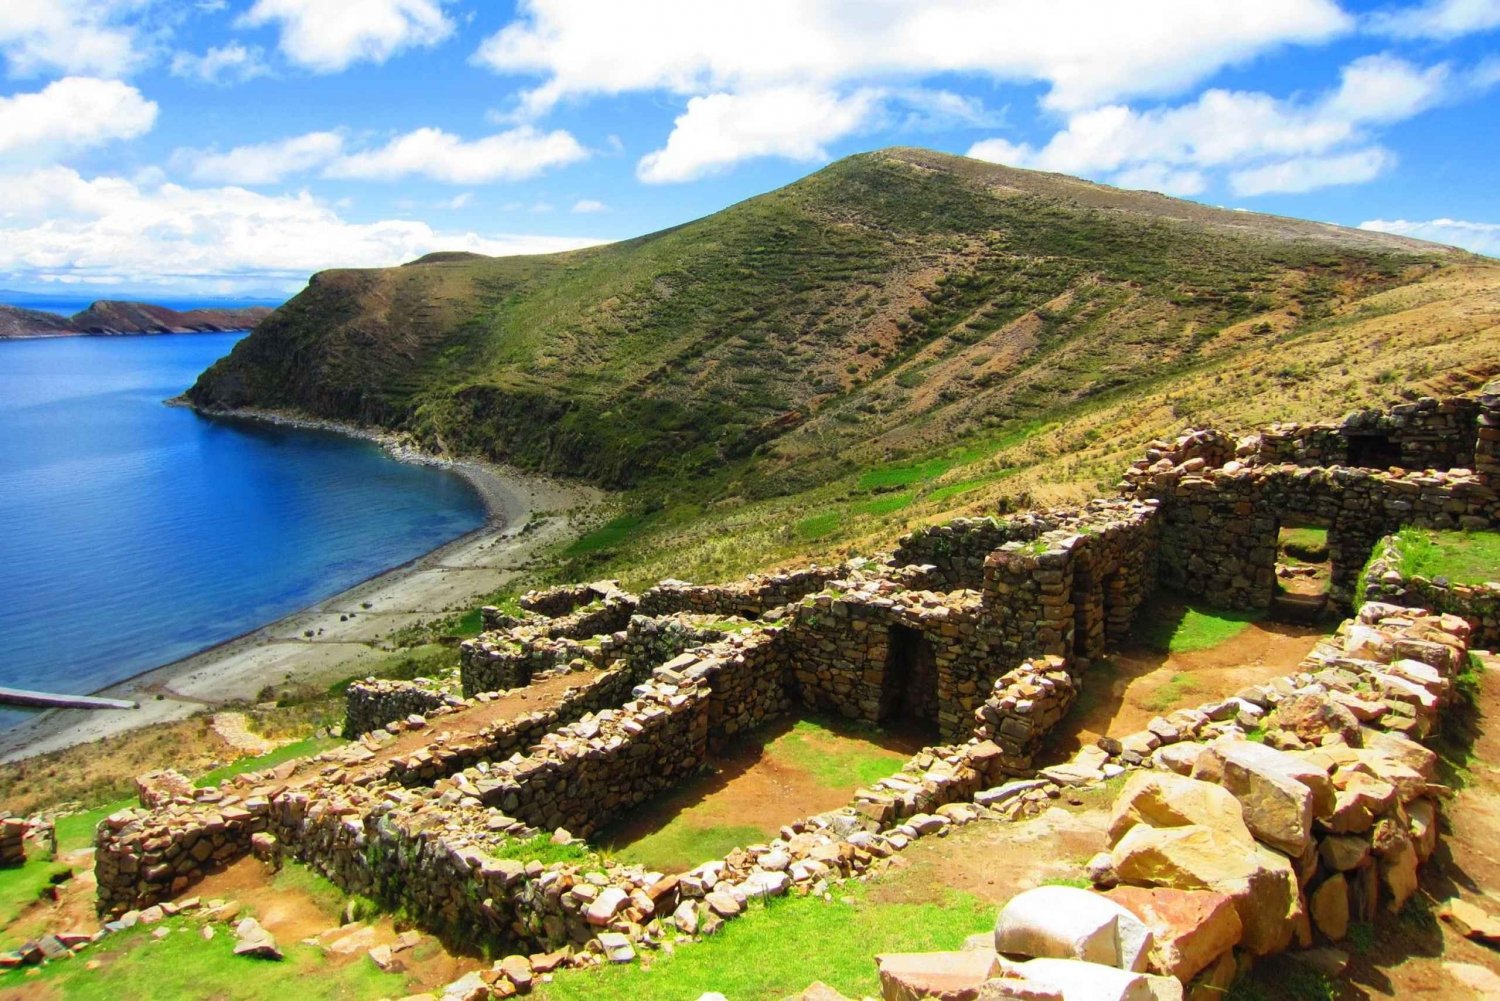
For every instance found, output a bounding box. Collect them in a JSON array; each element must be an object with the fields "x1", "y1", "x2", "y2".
[{"x1": 0, "y1": 300, "x2": 275, "y2": 339}]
